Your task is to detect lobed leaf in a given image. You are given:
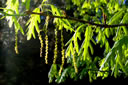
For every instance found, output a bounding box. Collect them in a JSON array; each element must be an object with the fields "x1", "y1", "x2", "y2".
[
  {"x1": 108, "y1": 8, "x2": 125, "y2": 25},
  {"x1": 48, "y1": 64, "x2": 57, "y2": 83},
  {"x1": 26, "y1": 0, "x2": 31, "y2": 10},
  {"x1": 26, "y1": 8, "x2": 41, "y2": 40}
]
